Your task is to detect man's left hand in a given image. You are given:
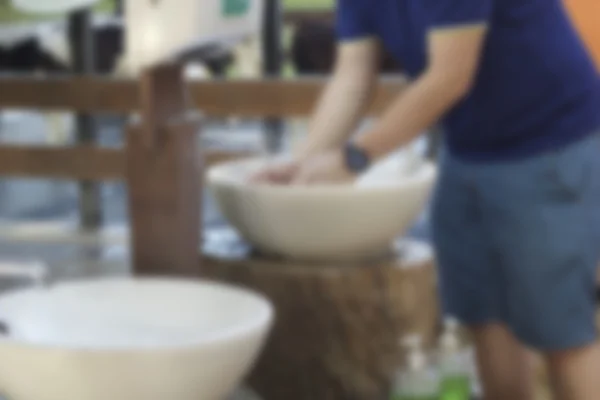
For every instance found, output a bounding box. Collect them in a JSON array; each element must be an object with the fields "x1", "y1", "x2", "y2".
[{"x1": 293, "y1": 150, "x2": 357, "y2": 185}]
